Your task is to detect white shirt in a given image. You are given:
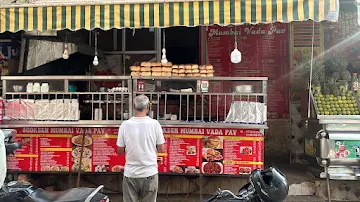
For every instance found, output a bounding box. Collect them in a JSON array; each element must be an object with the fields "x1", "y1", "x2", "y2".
[
  {"x1": 0, "y1": 130, "x2": 6, "y2": 188},
  {"x1": 117, "y1": 116, "x2": 165, "y2": 178}
]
